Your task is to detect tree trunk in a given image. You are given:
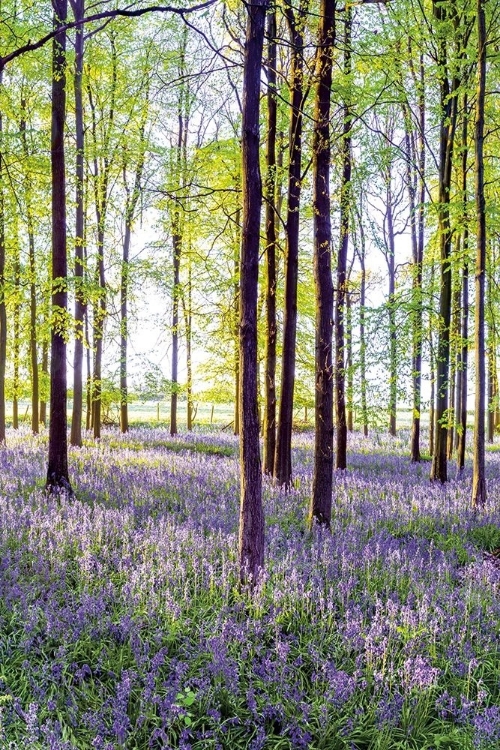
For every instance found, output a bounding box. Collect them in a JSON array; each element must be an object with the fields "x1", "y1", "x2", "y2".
[
  {"x1": 70, "y1": 0, "x2": 85, "y2": 447},
  {"x1": 263, "y1": 8, "x2": 277, "y2": 475},
  {"x1": 457, "y1": 256, "x2": 468, "y2": 471},
  {"x1": 233, "y1": 206, "x2": 240, "y2": 436},
  {"x1": 404, "y1": 54, "x2": 425, "y2": 462},
  {"x1": 121, "y1": 102, "x2": 147, "y2": 435},
  {"x1": 447, "y1": 272, "x2": 460, "y2": 458},
  {"x1": 471, "y1": 0, "x2": 487, "y2": 507},
  {"x1": 120, "y1": 220, "x2": 131, "y2": 434},
  {"x1": 12, "y1": 246, "x2": 20, "y2": 429},
  {"x1": 355, "y1": 202, "x2": 368, "y2": 437},
  {"x1": 430, "y1": 0, "x2": 458, "y2": 483},
  {"x1": 182, "y1": 258, "x2": 193, "y2": 430},
  {"x1": 46, "y1": 0, "x2": 72, "y2": 494},
  {"x1": 238, "y1": 0, "x2": 267, "y2": 586},
  {"x1": 487, "y1": 345, "x2": 495, "y2": 443},
  {"x1": 309, "y1": 0, "x2": 335, "y2": 528},
  {"x1": 20, "y1": 100, "x2": 40, "y2": 435},
  {"x1": 85, "y1": 309, "x2": 91, "y2": 431},
  {"x1": 346, "y1": 291, "x2": 353, "y2": 432},
  {"x1": 88, "y1": 39, "x2": 116, "y2": 439},
  {"x1": 274, "y1": 0, "x2": 308, "y2": 486},
  {"x1": 40, "y1": 340, "x2": 48, "y2": 426},
  {"x1": 387, "y1": 191, "x2": 397, "y2": 437},
  {"x1": 335, "y1": 5, "x2": 351, "y2": 470},
  {"x1": 456, "y1": 92, "x2": 469, "y2": 473},
  {"x1": 170, "y1": 227, "x2": 181, "y2": 436}
]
